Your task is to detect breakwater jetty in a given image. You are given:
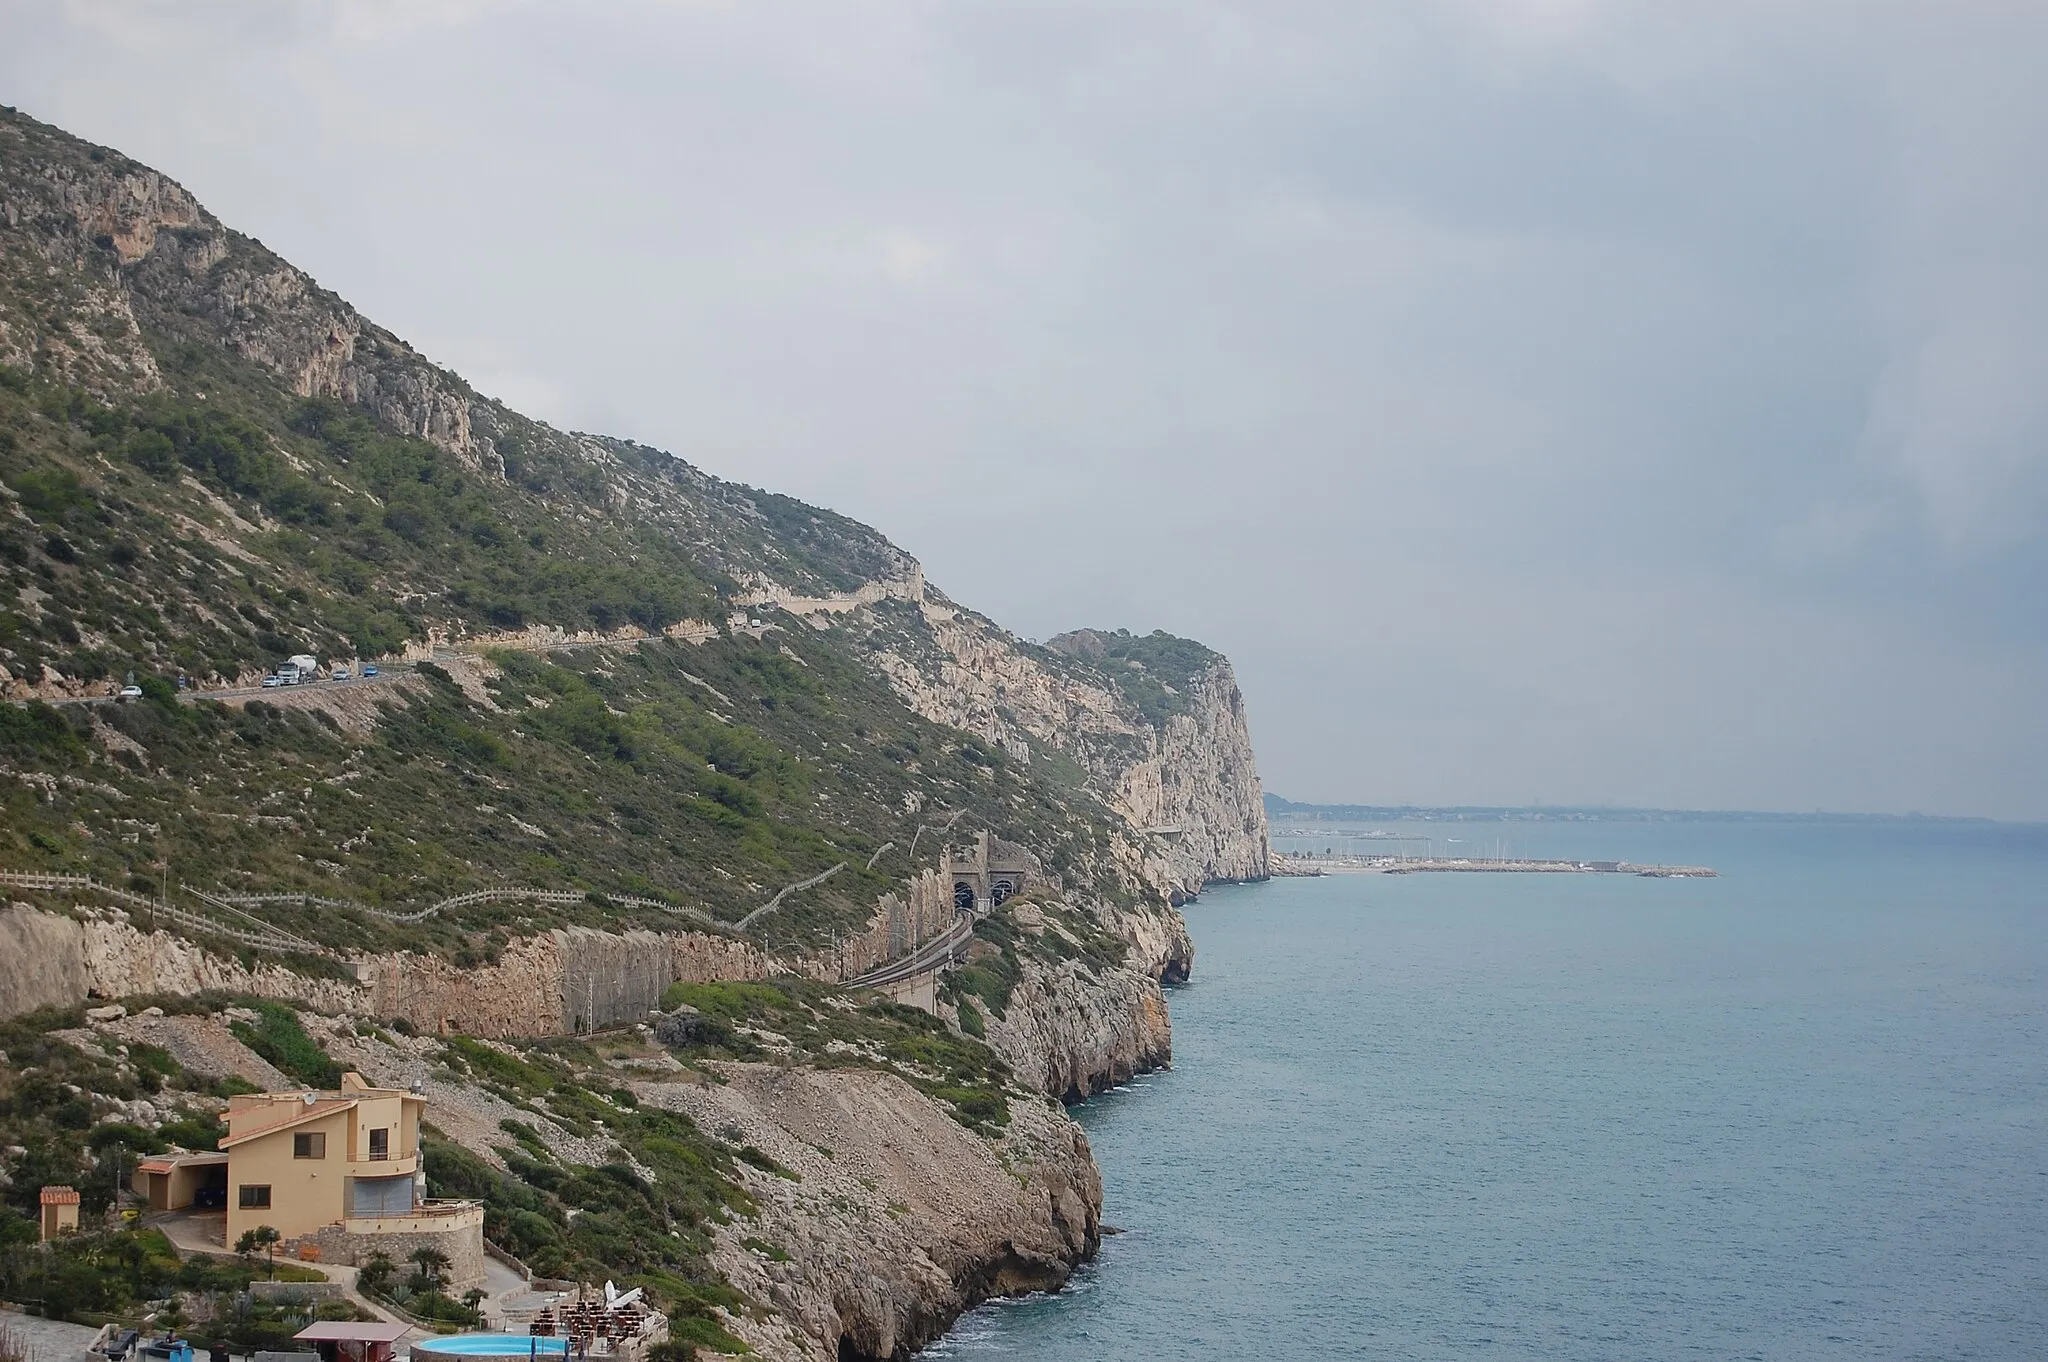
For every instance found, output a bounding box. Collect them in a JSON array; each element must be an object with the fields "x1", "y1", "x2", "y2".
[{"x1": 1275, "y1": 854, "x2": 1716, "y2": 878}]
